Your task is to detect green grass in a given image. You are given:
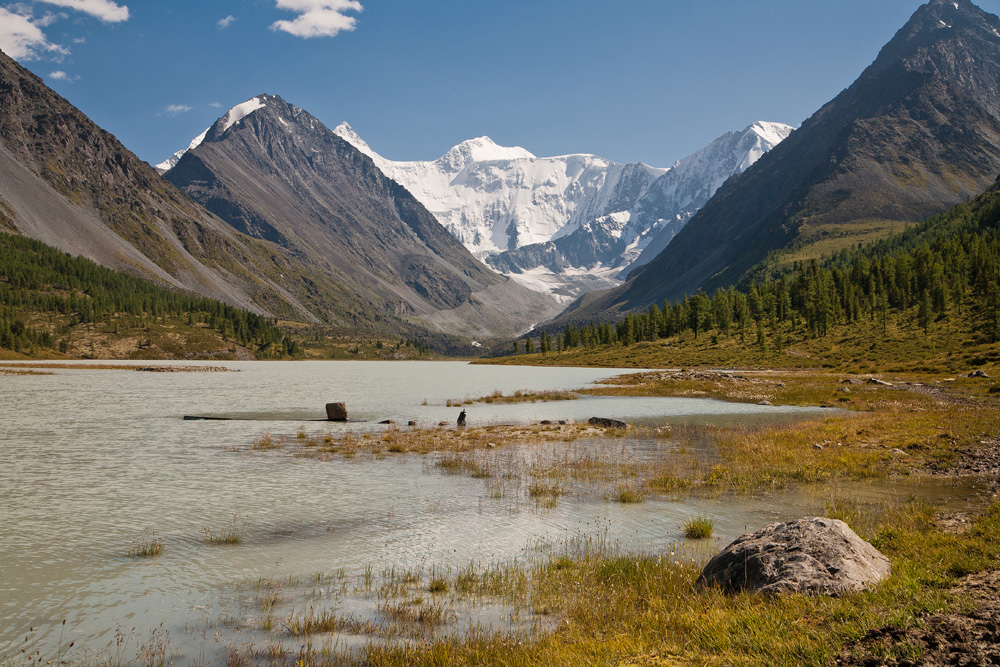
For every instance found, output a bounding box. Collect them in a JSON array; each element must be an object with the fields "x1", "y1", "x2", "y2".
[
  {"x1": 683, "y1": 517, "x2": 715, "y2": 539},
  {"x1": 614, "y1": 486, "x2": 644, "y2": 503},
  {"x1": 310, "y1": 499, "x2": 1000, "y2": 667}
]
